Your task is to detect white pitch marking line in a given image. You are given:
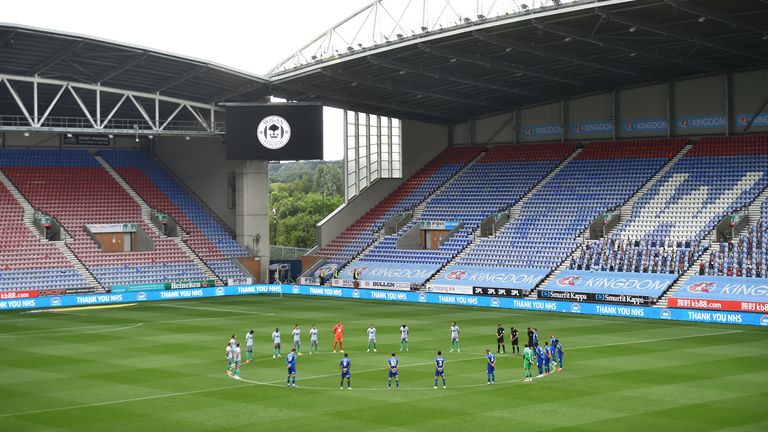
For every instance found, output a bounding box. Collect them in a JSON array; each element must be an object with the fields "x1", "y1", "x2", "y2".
[
  {"x1": 152, "y1": 303, "x2": 276, "y2": 316},
  {"x1": 0, "y1": 322, "x2": 144, "y2": 337},
  {"x1": 0, "y1": 328, "x2": 744, "y2": 418}
]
